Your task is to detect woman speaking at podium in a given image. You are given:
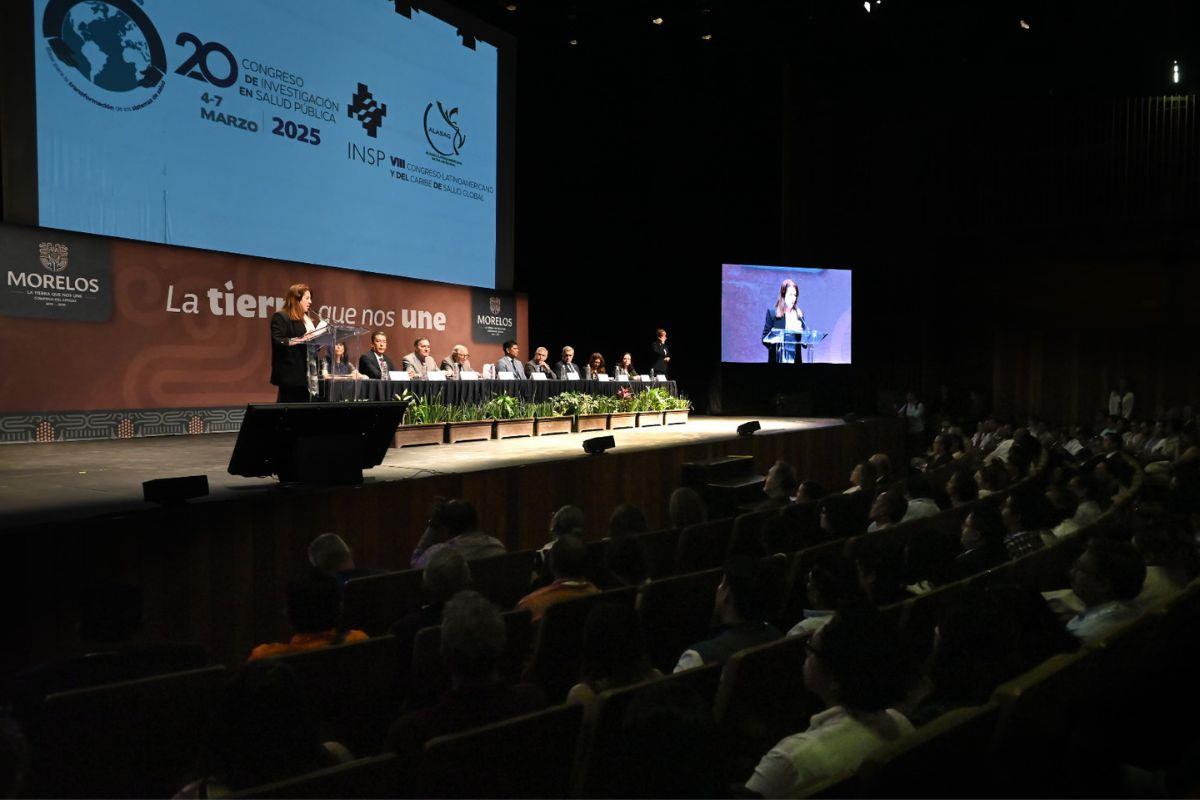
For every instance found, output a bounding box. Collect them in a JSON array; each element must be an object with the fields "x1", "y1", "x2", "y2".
[
  {"x1": 761, "y1": 278, "x2": 806, "y2": 364},
  {"x1": 270, "y1": 283, "x2": 317, "y2": 403}
]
